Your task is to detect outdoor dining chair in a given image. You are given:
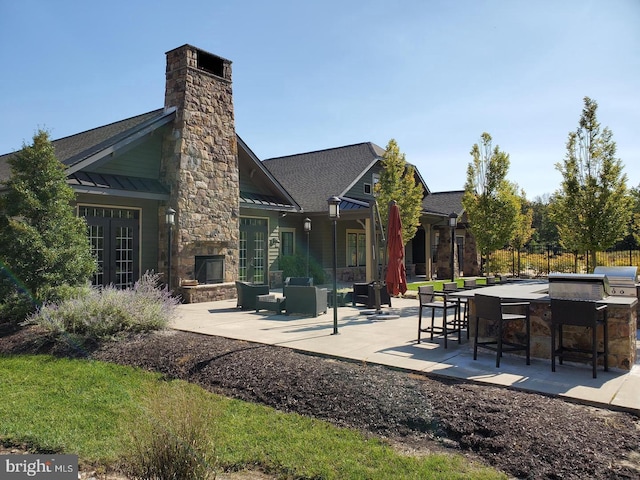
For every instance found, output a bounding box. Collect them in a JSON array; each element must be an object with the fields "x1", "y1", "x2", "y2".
[
  {"x1": 550, "y1": 298, "x2": 608, "y2": 378},
  {"x1": 473, "y1": 294, "x2": 531, "y2": 368},
  {"x1": 417, "y1": 285, "x2": 461, "y2": 348}
]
